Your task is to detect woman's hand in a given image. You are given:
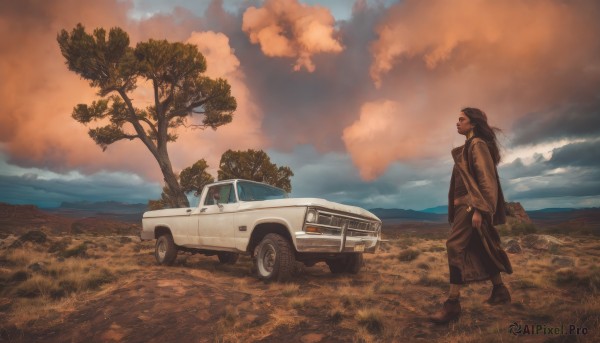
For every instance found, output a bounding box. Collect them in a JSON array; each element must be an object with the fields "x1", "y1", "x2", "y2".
[{"x1": 472, "y1": 209, "x2": 482, "y2": 229}]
